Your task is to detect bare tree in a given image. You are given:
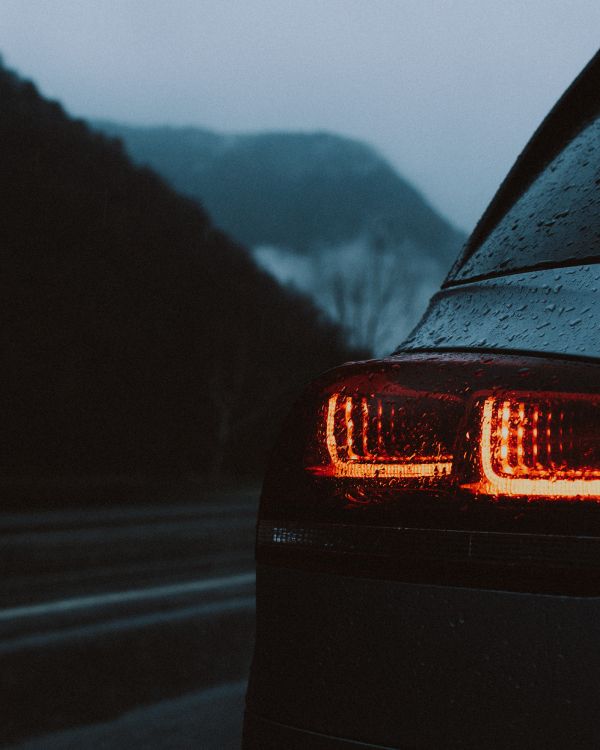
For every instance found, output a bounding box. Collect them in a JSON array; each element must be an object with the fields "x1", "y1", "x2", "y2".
[
  {"x1": 251, "y1": 224, "x2": 445, "y2": 355},
  {"x1": 314, "y1": 226, "x2": 428, "y2": 354}
]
